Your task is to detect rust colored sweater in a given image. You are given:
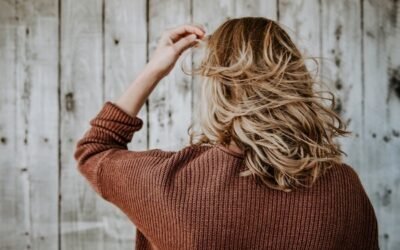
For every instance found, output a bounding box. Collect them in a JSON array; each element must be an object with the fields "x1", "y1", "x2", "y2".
[{"x1": 74, "y1": 101, "x2": 379, "y2": 250}]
